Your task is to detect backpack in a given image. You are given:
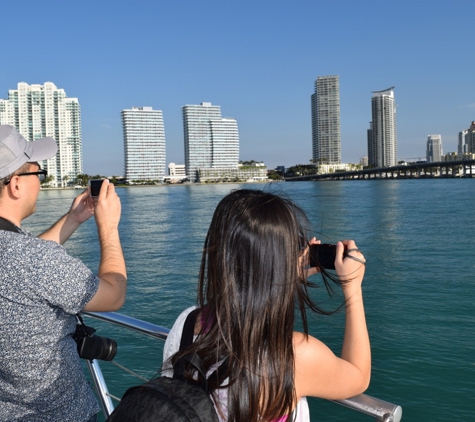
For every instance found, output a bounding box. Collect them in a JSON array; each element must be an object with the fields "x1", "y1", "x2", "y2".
[{"x1": 106, "y1": 308, "x2": 220, "y2": 422}]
